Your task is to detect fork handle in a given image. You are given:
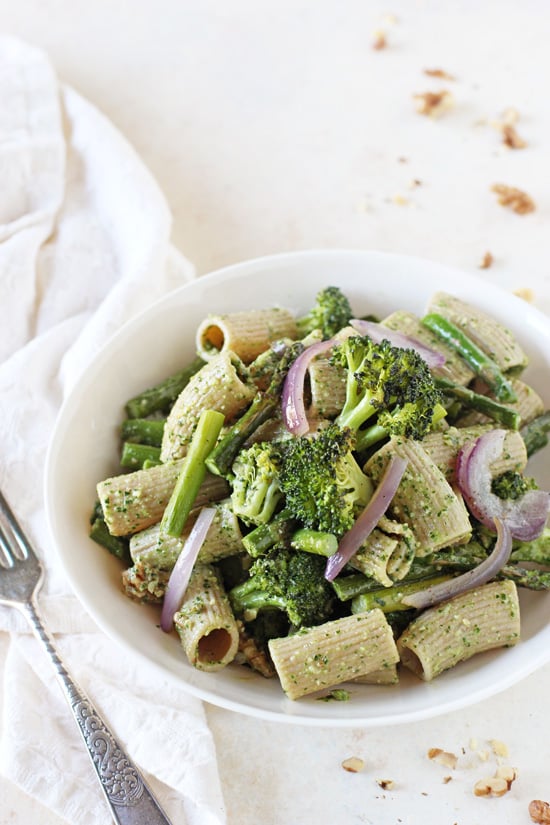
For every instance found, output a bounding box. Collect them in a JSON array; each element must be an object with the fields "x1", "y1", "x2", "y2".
[{"x1": 21, "y1": 598, "x2": 173, "y2": 825}]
